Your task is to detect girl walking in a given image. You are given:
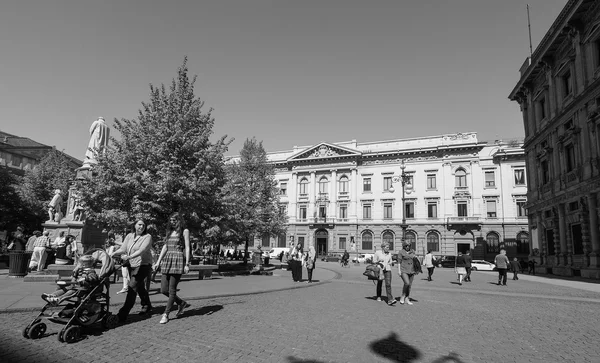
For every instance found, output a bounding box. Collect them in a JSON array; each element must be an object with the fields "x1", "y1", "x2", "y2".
[{"x1": 154, "y1": 212, "x2": 191, "y2": 324}]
